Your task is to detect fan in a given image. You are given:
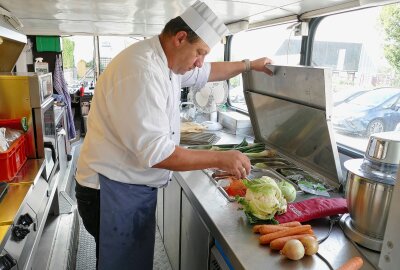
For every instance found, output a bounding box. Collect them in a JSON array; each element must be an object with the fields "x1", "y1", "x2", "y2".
[{"x1": 191, "y1": 81, "x2": 228, "y2": 130}]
